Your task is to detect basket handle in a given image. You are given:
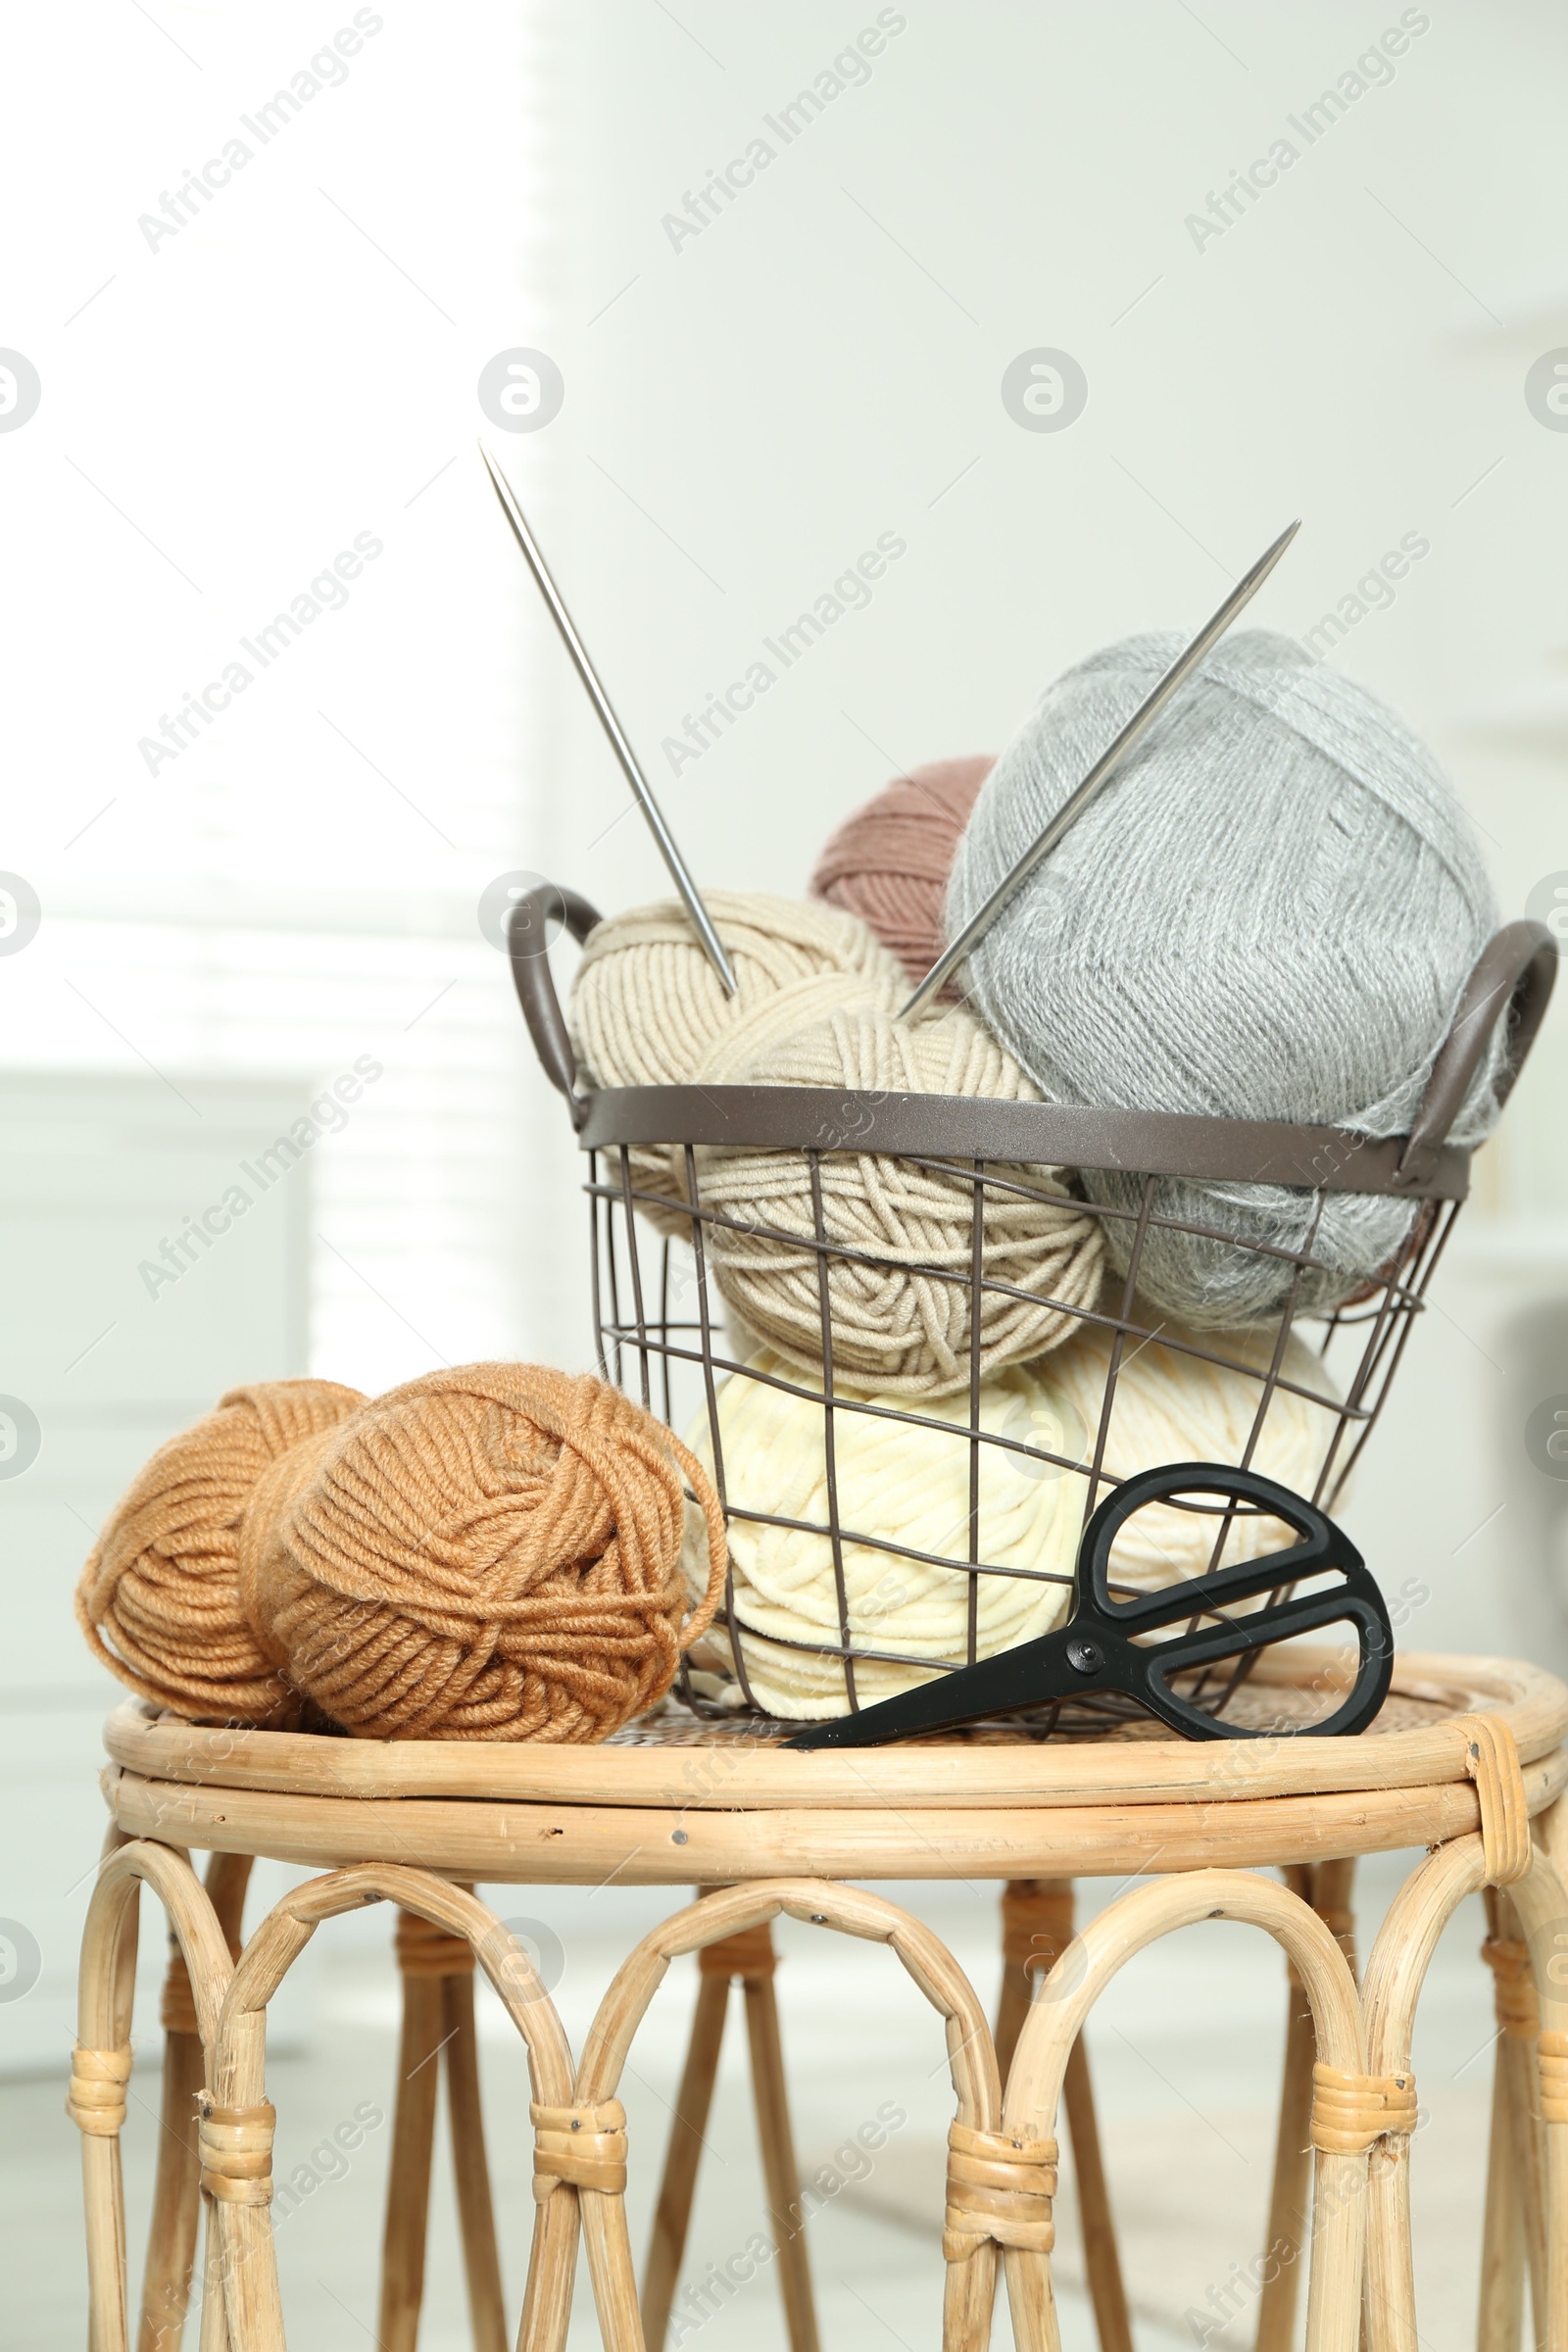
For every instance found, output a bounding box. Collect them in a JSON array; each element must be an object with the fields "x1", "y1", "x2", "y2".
[
  {"x1": 507, "y1": 882, "x2": 603, "y2": 1130},
  {"x1": 1397, "y1": 919, "x2": 1556, "y2": 1183}
]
